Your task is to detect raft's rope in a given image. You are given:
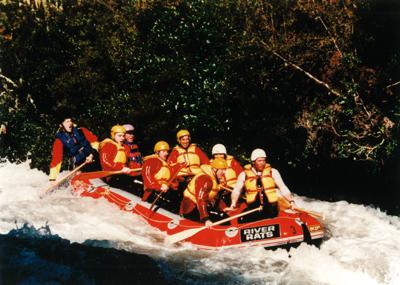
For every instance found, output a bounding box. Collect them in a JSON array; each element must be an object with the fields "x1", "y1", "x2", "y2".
[
  {"x1": 75, "y1": 181, "x2": 299, "y2": 232},
  {"x1": 133, "y1": 206, "x2": 199, "y2": 229}
]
